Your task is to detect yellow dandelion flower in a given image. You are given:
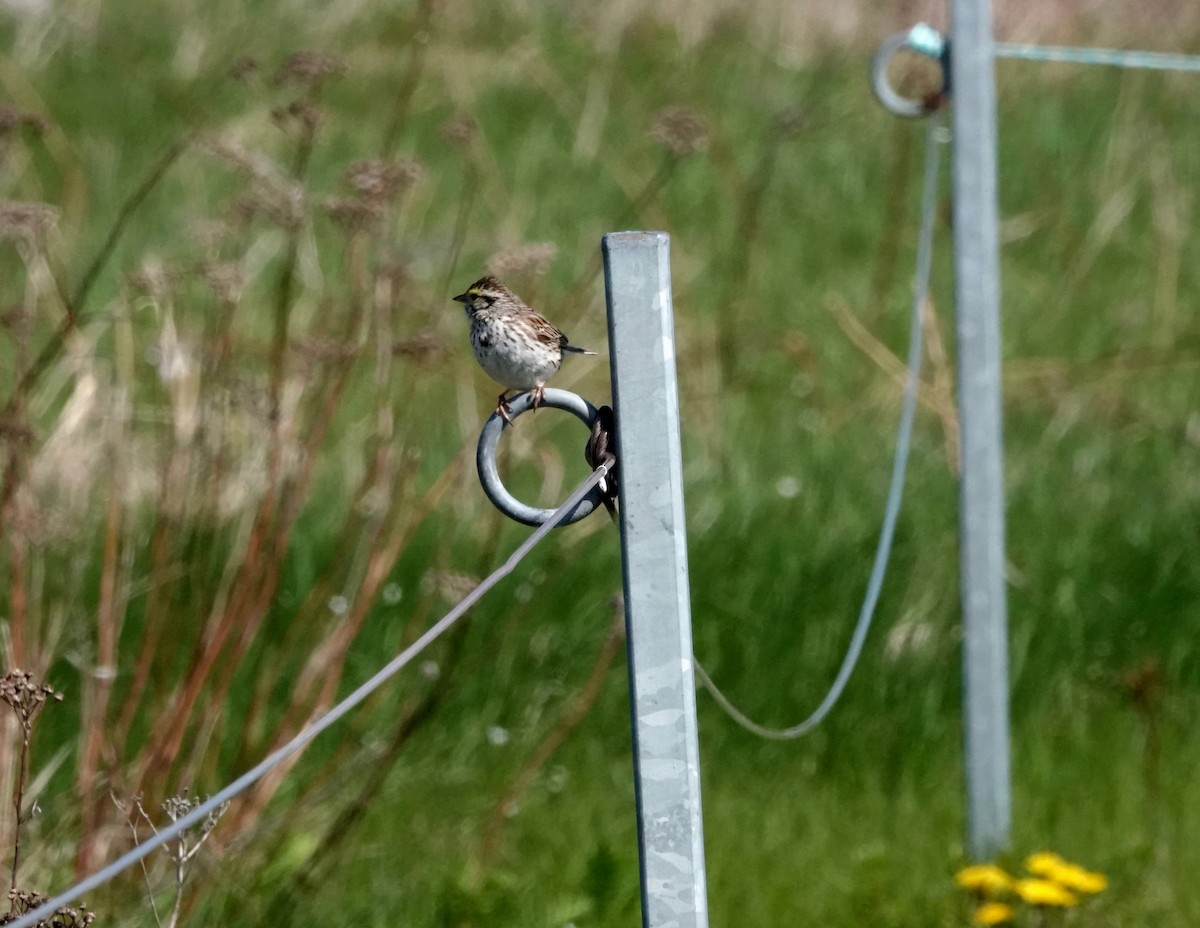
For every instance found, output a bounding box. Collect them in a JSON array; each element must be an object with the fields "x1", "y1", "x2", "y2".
[
  {"x1": 1015, "y1": 878, "x2": 1078, "y2": 907},
  {"x1": 1050, "y1": 863, "x2": 1108, "y2": 895},
  {"x1": 955, "y1": 864, "x2": 1015, "y2": 895},
  {"x1": 1025, "y1": 851, "x2": 1068, "y2": 877},
  {"x1": 972, "y1": 902, "x2": 1015, "y2": 925},
  {"x1": 1025, "y1": 851, "x2": 1108, "y2": 894}
]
